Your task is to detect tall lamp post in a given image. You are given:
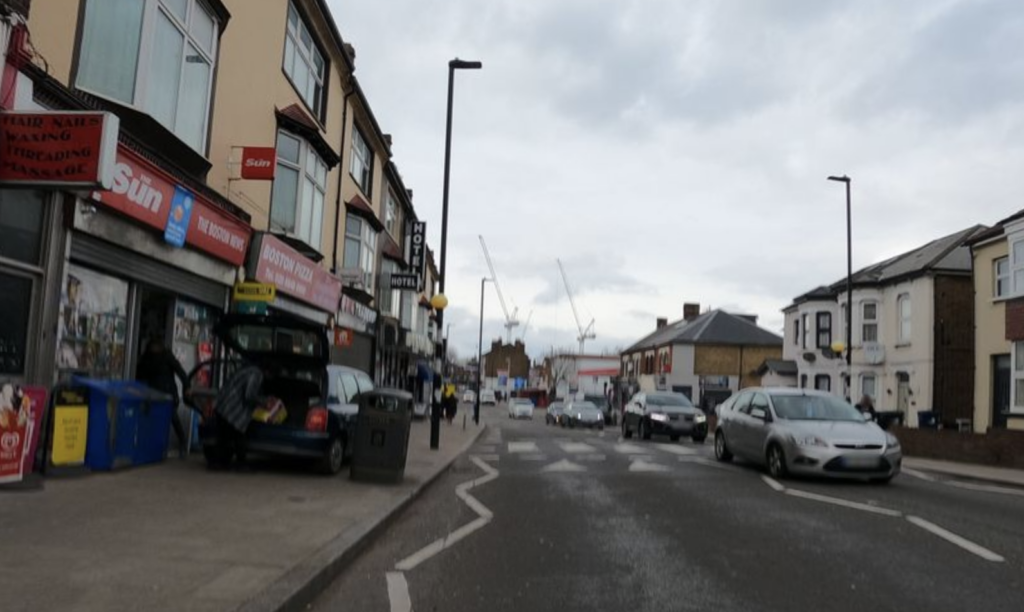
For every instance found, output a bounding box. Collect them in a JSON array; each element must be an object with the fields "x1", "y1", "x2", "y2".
[
  {"x1": 431, "y1": 57, "x2": 483, "y2": 450},
  {"x1": 828, "y1": 175, "x2": 853, "y2": 392},
  {"x1": 475, "y1": 277, "x2": 492, "y2": 424}
]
